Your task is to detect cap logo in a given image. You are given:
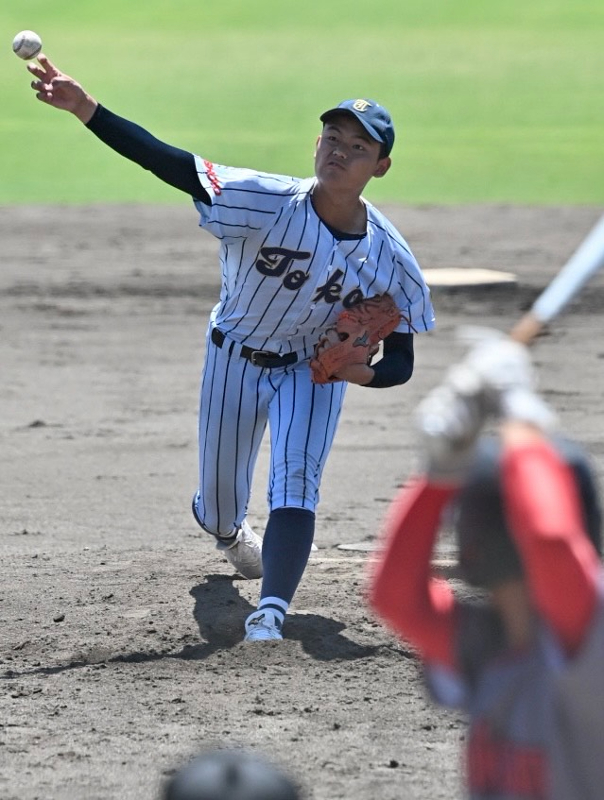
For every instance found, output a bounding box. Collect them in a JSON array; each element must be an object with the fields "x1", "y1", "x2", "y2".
[{"x1": 352, "y1": 99, "x2": 372, "y2": 113}]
